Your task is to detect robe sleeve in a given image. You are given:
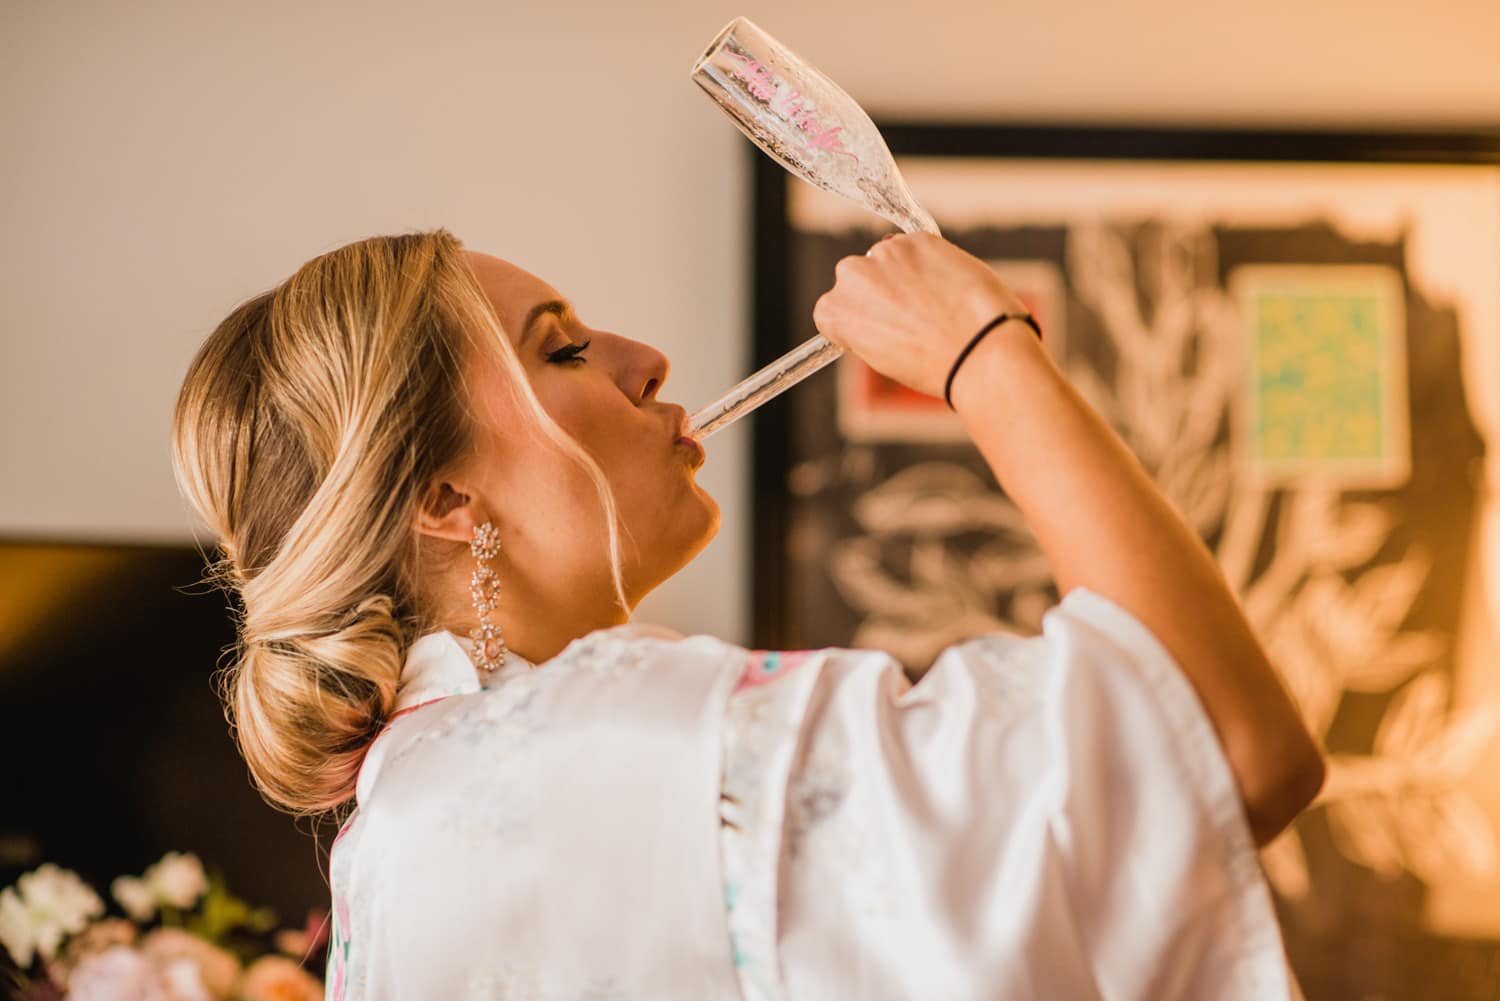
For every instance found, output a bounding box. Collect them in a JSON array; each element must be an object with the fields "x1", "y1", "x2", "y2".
[{"x1": 743, "y1": 586, "x2": 1303, "y2": 1001}]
